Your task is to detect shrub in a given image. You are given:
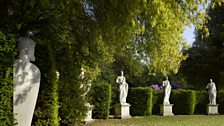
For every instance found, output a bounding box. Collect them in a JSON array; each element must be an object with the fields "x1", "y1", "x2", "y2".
[
  {"x1": 218, "y1": 90, "x2": 224, "y2": 114},
  {"x1": 127, "y1": 87, "x2": 153, "y2": 116},
  {"x1": 91, "y1": 83, "x2": 112, "y2": 119},
  {"x1": 32, "y1": 44, "x2": 59, "y2": 126},
  {"x1": 170, "y1": 90, "x2": 196, "y2": 115},
  {"x1": 194, "y1": 91, "x2": 207, "y2": 114},
  {"x1": 0, "y1": 32, "x2": 16, "y2": 125},
  {"x1": 152, "y1": 90, "x2": 163, "y2": 115}
]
